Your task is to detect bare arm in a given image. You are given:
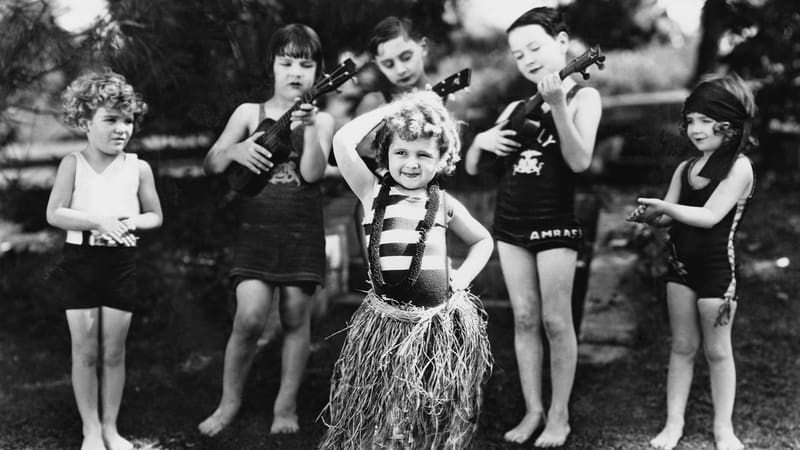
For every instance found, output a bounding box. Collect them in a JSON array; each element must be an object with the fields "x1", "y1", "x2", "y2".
[
  {"x1": 297, "y1": 109, "x2": 334, "y2": 183},
  {"x1": 446, "y1": 194, "x2": 494, "y2": 291},
  {"x1": 46, "y1": 154, "x2": 99, "y2": 231},
  {"x1": 639, "y1": 158, "x2": 753, "y2": 229},
  {"x1": 627, "y1": 161, "x2": 685, "y2": 227},
  {"x1": 127, "y1": 160, "x2": 163, "y2": 230},
  {"x1": 203, "y1": 104, "x2": 273, "y2": 175},
  {"x1": 542, "y1": 79, "x2": 602, "y2": 173},
  {"x1": 332, "y1": 104, "x2": 396, "y2": 203}
]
